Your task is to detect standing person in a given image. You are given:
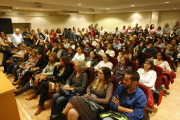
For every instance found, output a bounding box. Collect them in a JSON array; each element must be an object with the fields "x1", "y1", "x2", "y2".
[
  {"x1": 120, "y1": 26, "x2": 126, "y2": 36},
  {"x1": 100, "y1": 26, "x2": 106, "y2": 36},
  {"x1": 133, "y1": 23, "x2": 139, "y2": 36},
  {"x1": 172, "y1": 21, "x2": 179, "y2": 37},
  {"x1": 22, "y1": 26, "x2": 32, "y2": 46},
  {"x1": 49, "y1": 29, "x2": 57, "y2": 44},
  {"x1": 56, "y1": 28, "x2": 62, "y2": 38},
  {"x1": 44, "y1": 29, "x2": 50, "y2": 42},
  {"x1": 10, "y1": 28, "x2": 23, "y2": 47},
  {"x1": 37, "y1": 28, "x2": 46, "y2": 44},
  {"x1": 94, "y1": 23, "x2": 99, "y2": 31},
  {"x1": 157, "y1": 26, "x2": 163, "y2": 37},
  {"x1": 68, "y1": 28, "x2": 76, "y2": 42},
  {"x1": 149, "y1": 24, "x2": 157, "y2": 35},
  {"x1": 103, "y1": 71, "x2": 147, "y2": 120},
  {"x1": 163, "y1": 23, "x2": 170, "y2": 37},
  {"x1": 63, "y1": 28, "x2": 68, "y2": 39},
  {"x1": 126, "y1": 25, "x2": 133, "y2": 36},
  {"x1": 114, "y1": 27, "x2": 120, "y2": 35}
]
